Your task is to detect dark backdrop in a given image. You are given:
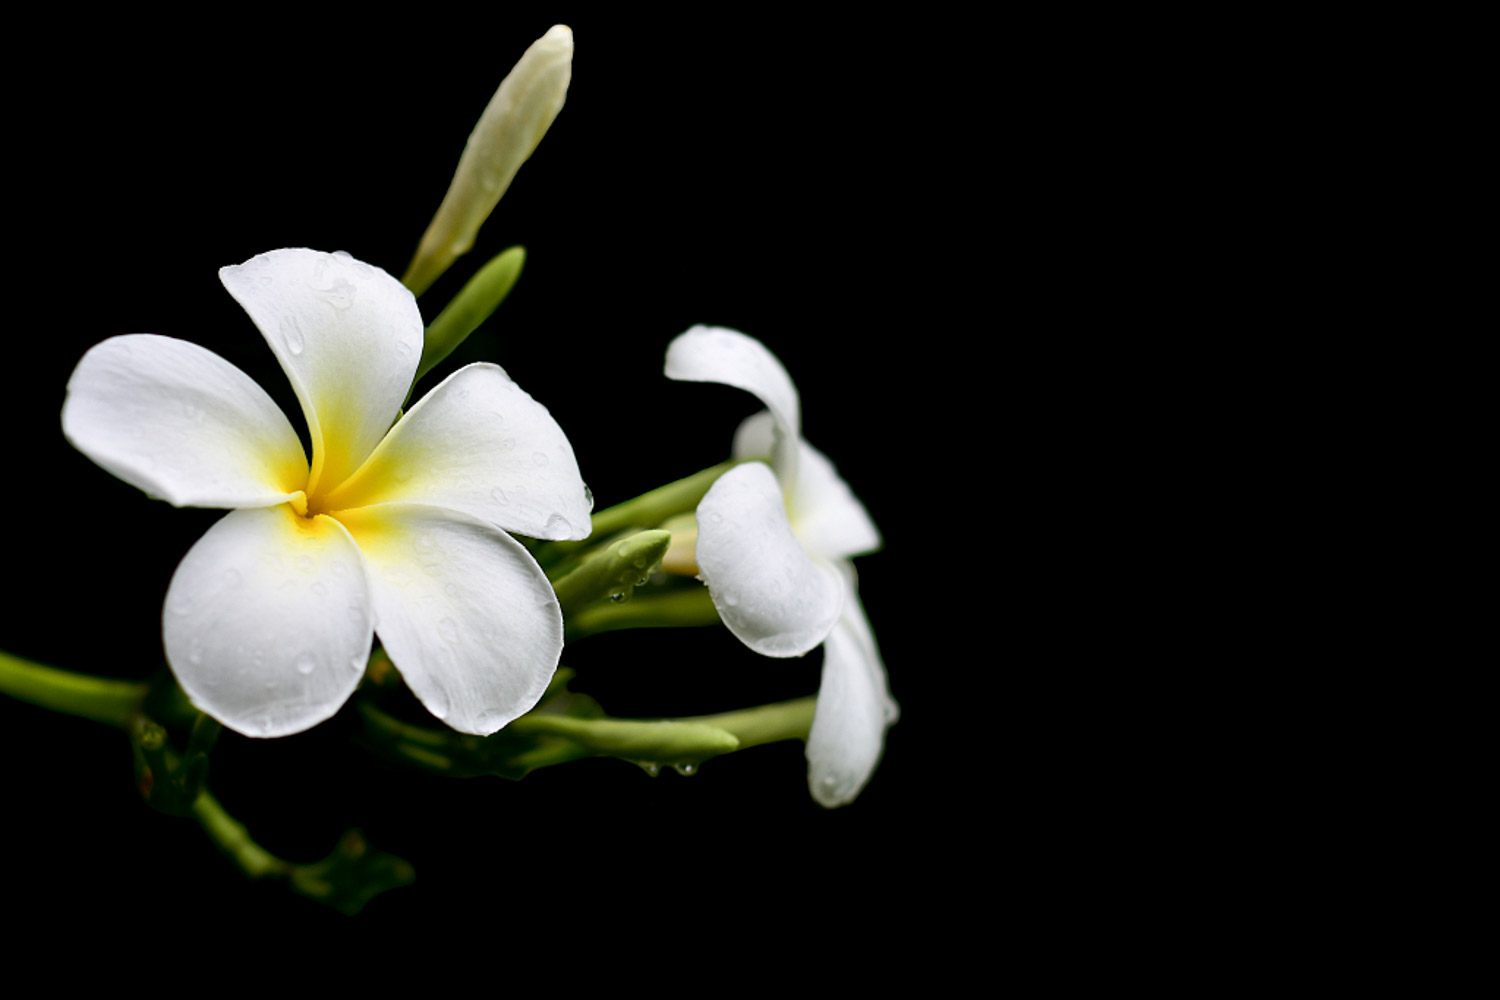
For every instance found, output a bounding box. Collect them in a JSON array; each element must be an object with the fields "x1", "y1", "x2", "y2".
[{"x1": 5, "y1": 13, "x2": 955, "y2": 934}]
